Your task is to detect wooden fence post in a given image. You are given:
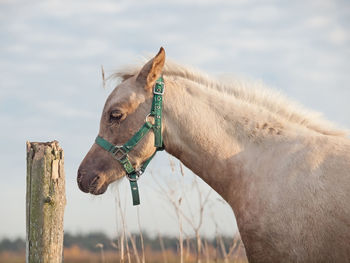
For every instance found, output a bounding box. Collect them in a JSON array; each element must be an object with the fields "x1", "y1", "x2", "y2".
[{"x1": 26, "y1": 141, "x2": 66, "y2": 263}]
